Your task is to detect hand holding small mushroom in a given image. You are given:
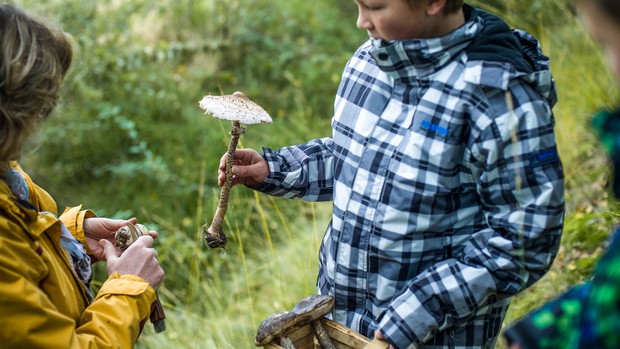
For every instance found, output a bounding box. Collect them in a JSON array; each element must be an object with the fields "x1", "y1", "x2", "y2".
[
  {"x1": 113, "y1": 223, "x2": 167, "y2": 333},
  {"x1": 199, "y1": 91, "x2": 272, "y2": 249}
]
